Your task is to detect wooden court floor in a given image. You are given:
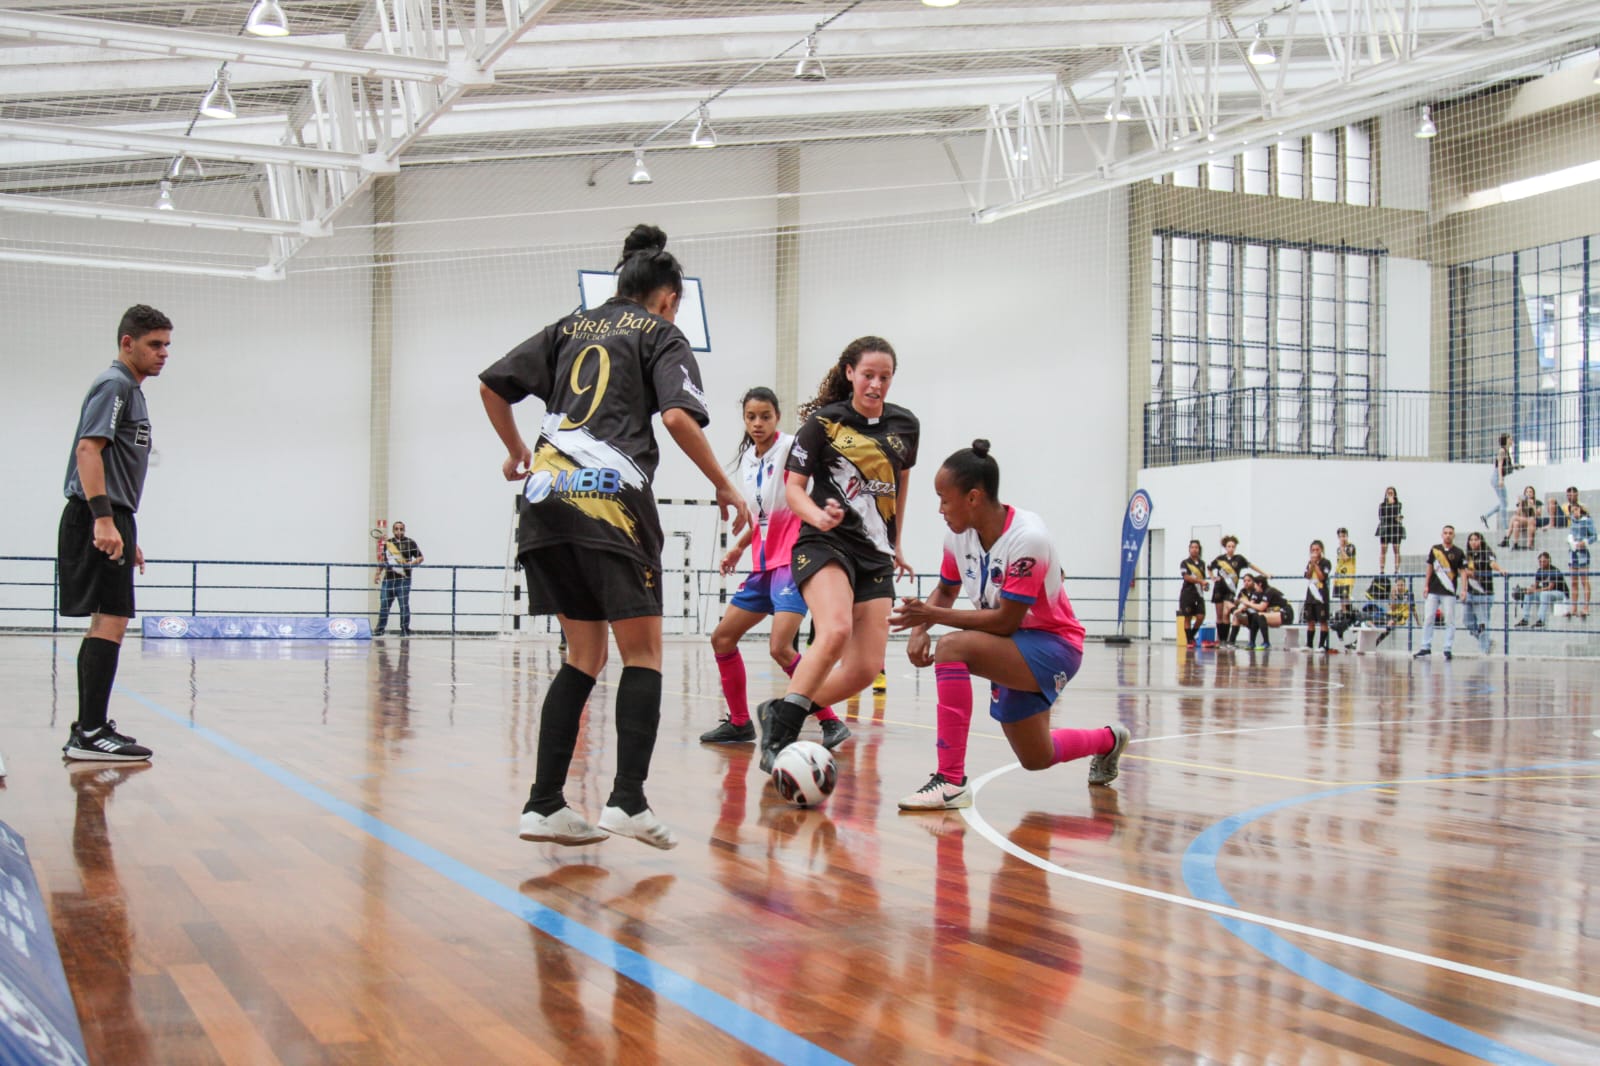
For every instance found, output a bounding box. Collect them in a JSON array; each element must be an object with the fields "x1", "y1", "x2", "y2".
[{"x1": 0, "y1": 633, "x2": 1595, "y2": 1065}]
